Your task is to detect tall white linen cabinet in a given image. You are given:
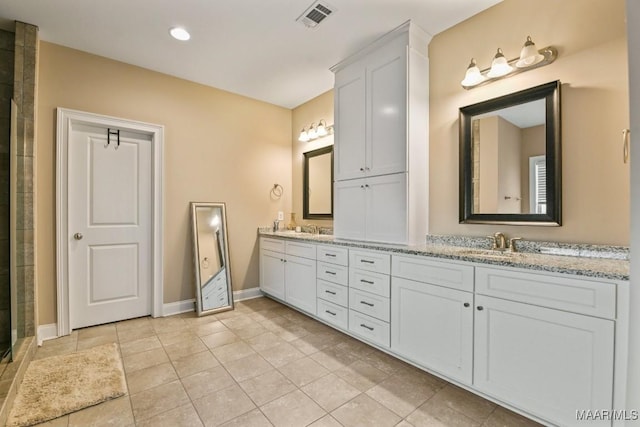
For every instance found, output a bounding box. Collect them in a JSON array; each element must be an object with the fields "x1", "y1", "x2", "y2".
[{"x1": 331, "y1": 21, "x2": 431, "y2": 245}]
